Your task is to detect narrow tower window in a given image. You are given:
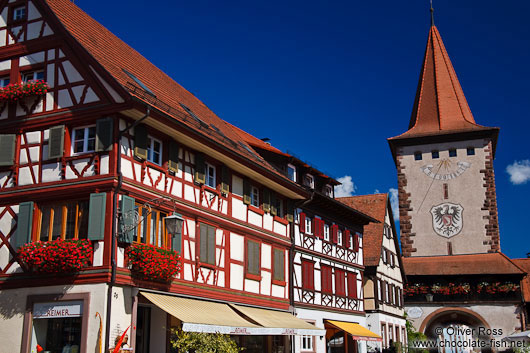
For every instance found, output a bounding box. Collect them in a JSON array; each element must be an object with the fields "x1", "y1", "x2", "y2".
[
  {"x1": 467, "y1": 147, "x2": 475, "y2": 156},
  {"x1": 443, "y1": 183, "x2": 448, "y2": 199},
  {"x1": 414, "y1": 152, "x2": 422, "y2": 161},
  {"x1": 431, "y1": 150, "x2": 439, "y2": 159},
  {"x1": 449, "y1": 148, "x2": 457, "y2": 157}
]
